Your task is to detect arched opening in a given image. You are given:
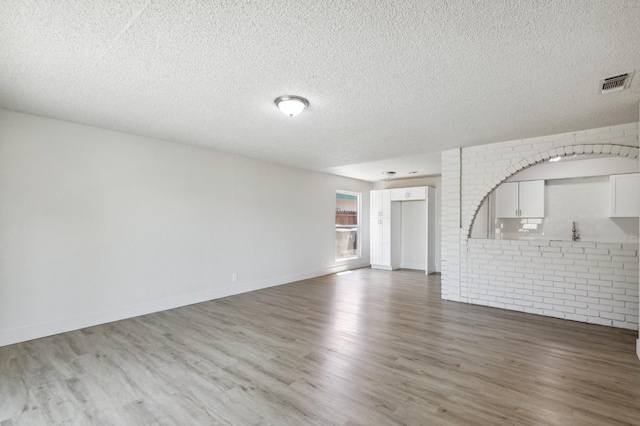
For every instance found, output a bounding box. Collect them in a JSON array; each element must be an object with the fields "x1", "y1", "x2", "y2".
[{"x1": 467, "y1": 145, "x2": 639, "y2": 240}]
